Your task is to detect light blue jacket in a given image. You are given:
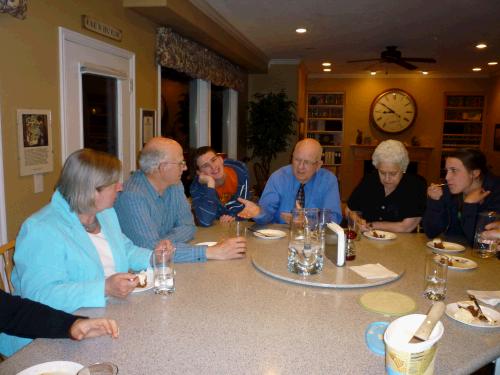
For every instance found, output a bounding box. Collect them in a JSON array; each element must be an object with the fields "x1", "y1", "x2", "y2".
[{"x1": 0, "y1": 190, "x2": 151, "y2": 356}]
